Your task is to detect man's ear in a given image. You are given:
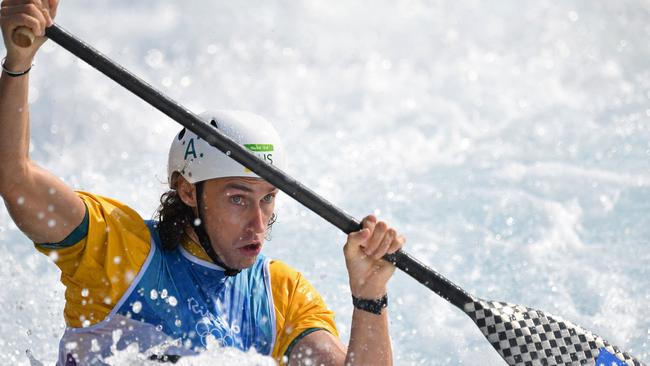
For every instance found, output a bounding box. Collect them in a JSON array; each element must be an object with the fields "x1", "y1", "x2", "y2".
[{"x1": 175, "y1": 174, "x2": 197, "y2": 208}]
